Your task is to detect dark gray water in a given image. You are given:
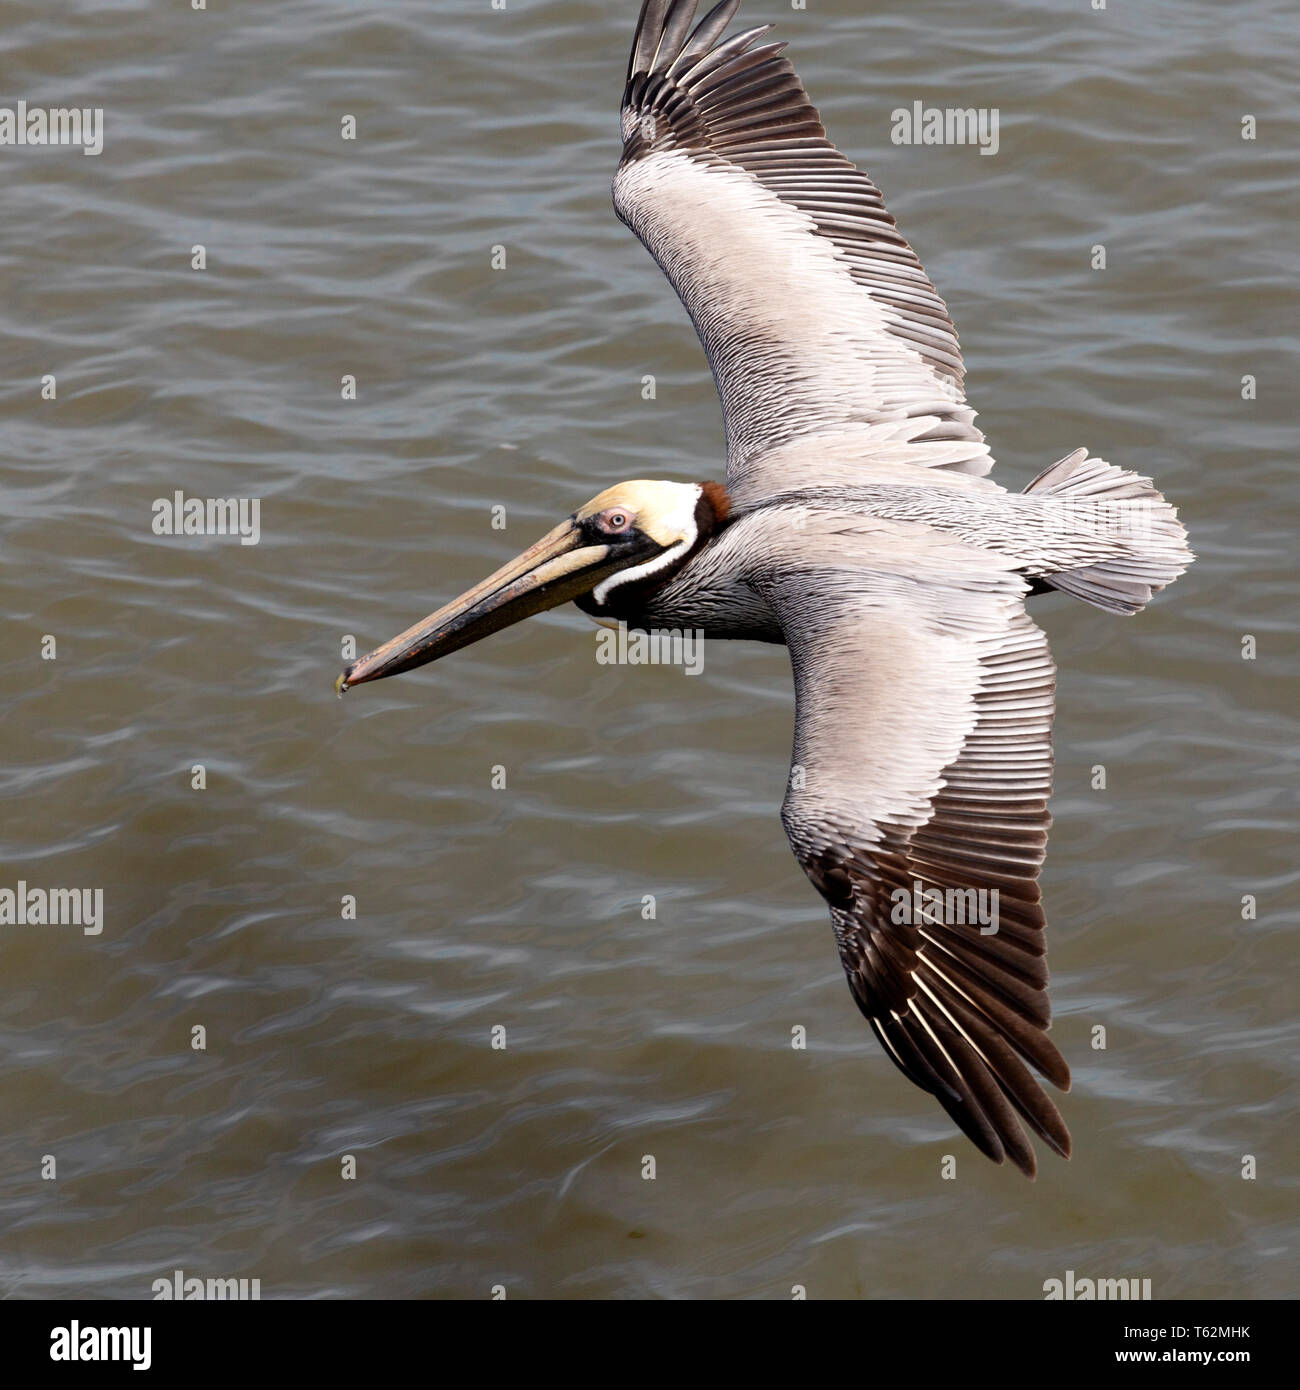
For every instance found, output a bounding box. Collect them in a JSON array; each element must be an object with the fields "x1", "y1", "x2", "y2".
[{"x1": 1, "y1": 0, "x2": 1296, "y2": 1299}]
